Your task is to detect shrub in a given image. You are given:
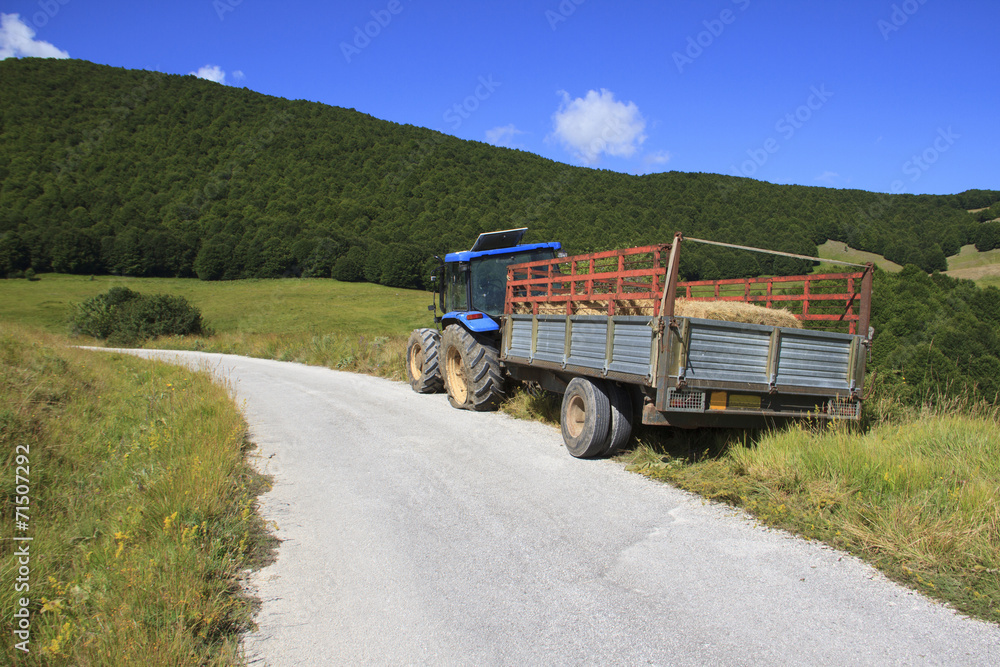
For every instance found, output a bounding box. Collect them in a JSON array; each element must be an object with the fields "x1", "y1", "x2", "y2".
[{"x1": 72, "y1": 287, "x2": 207, "y2": 346}]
